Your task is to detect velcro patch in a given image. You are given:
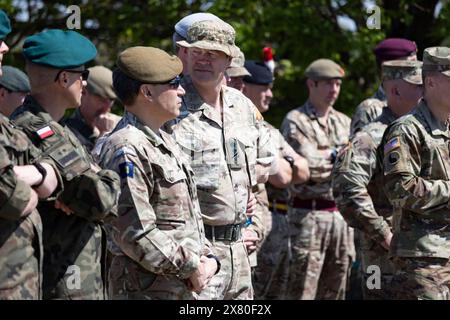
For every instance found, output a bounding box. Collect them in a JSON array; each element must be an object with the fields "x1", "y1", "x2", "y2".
[
  {"x1": 36, "y1": 126, "x2": 55, "y2": 139},
  {"x1": 119, "y1": 161, "x2": 134, "y2": 178},
  {"x1": 384, "y1": 137, "x2": 400, "y2": 154}
]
